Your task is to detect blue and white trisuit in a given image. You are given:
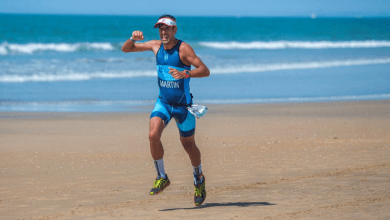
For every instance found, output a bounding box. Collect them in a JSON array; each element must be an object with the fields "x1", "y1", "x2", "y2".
[{"x1": 150, "y1": 39, "x2": 196, "y2": 137}]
